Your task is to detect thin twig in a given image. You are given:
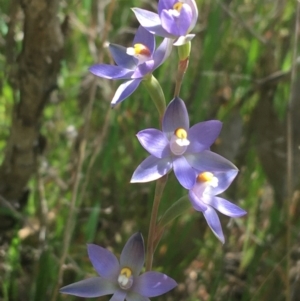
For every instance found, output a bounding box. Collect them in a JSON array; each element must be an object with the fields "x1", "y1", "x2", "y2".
[
  {"x1": 250, "y1": 253, "x2": 288, "y2": 301},
  {"x1": 0, "y1": 194, "x2": 36, "y2": 232},
  {"x1": 36, "y1": 161, "x2": 48, "y2": 247},
  {"x1": 50, "y1": 1, "x2": 116, "y2": 300},
  {"x1": 78, "y1": 0, "x2": 115, "y2": 204},
  {"x1": 78, "y1": 107, "x2": 111, "y2": 204},
  {"x1": 50, "y1": 109, "x2": 92, "y2": 301},
  {"x1": 286, "y1": 2, "x2": 300, "y2": 301},
  {"x1": 216, "y1": 0, "x2": 267, "y2": 45}
]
